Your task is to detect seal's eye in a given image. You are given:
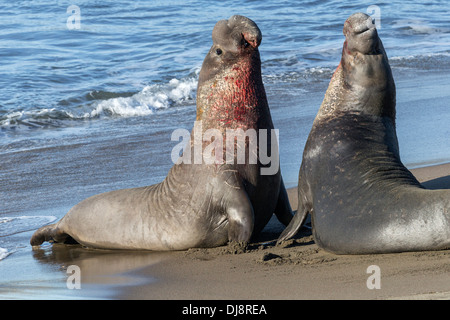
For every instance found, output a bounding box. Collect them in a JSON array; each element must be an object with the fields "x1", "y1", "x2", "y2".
[
  {"x1": 216, "y1": 48, "x2": 222, "y2": 55},
  {"x1": 243, "y1": 40, "x2": 250, "y2": 48}
]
